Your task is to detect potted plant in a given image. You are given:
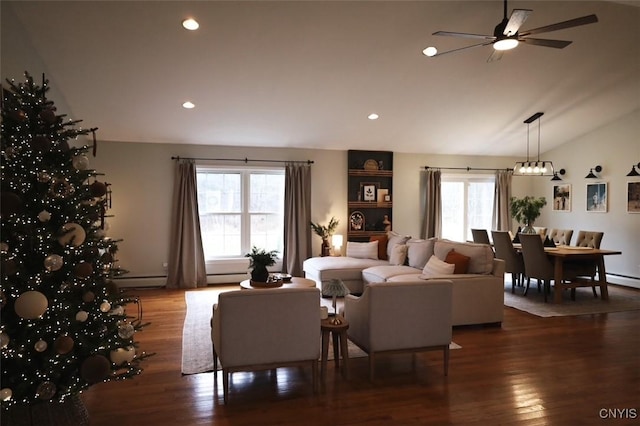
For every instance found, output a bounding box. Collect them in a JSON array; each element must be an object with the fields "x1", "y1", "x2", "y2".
[
  {"x1": 310, "y1": 216, "x2": 339, "y2": 256},
  {"x1": 245, "y1": 246, "x2": 279, "y2": 282},
  {"x1": 510, "y1": 196, "x2": 547, "y2": 234}
]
